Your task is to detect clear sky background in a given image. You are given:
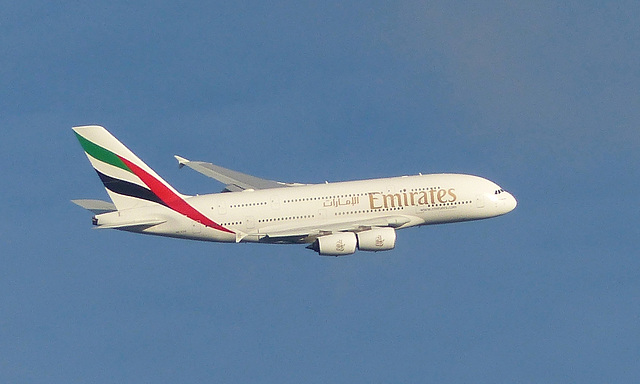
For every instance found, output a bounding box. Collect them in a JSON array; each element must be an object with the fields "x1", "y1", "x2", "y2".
[{"x1": 2, "y1": 1, "x2": 639, "y2": 383}]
